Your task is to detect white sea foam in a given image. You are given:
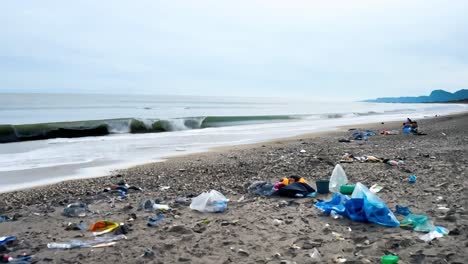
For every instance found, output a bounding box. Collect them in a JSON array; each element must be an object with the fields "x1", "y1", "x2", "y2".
[{"x1": 0, "y1": 94, "x2": 466, "y2": 193}]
